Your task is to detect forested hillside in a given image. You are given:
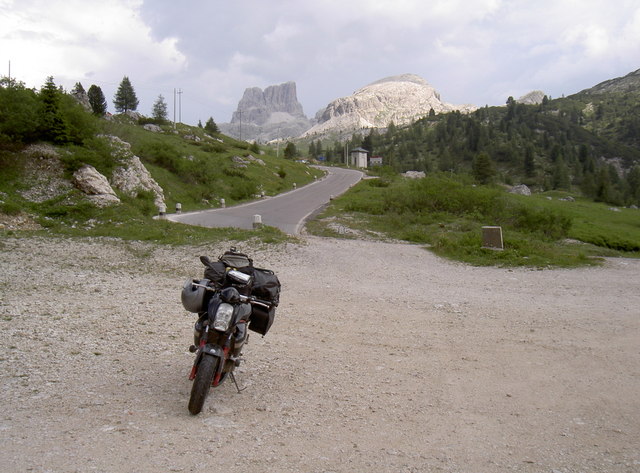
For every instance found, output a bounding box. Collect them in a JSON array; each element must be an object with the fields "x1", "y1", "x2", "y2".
[{"x1": 309, "y1": 83, "x2": 640, "y2": 207}]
